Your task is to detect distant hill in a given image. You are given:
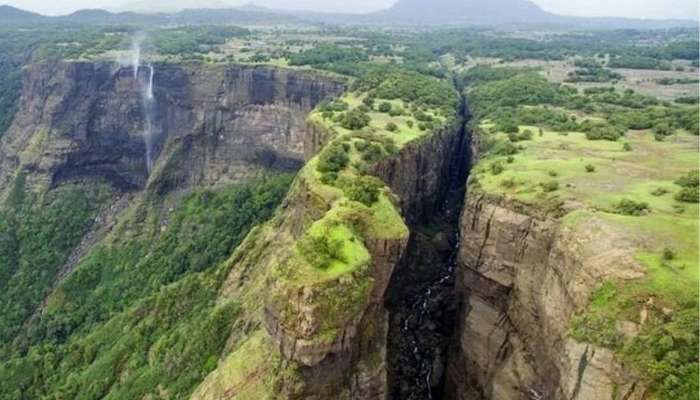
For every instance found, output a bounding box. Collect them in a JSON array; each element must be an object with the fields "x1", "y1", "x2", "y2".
[
  {"x1": 295, "y1": 0, "x2": 696, "y2": 29},
  {"x1": 374, "y1": 0, "x2": 551, "y2": 25},
  {"x1": 0, "y1": 5, "x2": 44, "y2": 21},
  {"x1": 115, "y1": 0, "x2": 232, "y2": 14},
  {"x1": 0, "y1": 0, "x2": 695, "y2": 29}
]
